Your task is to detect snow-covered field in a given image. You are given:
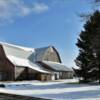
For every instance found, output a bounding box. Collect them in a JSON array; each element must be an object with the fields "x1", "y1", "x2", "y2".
[{"x1": 0, "y1": 79, "x2": 100, "y2": 100}]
